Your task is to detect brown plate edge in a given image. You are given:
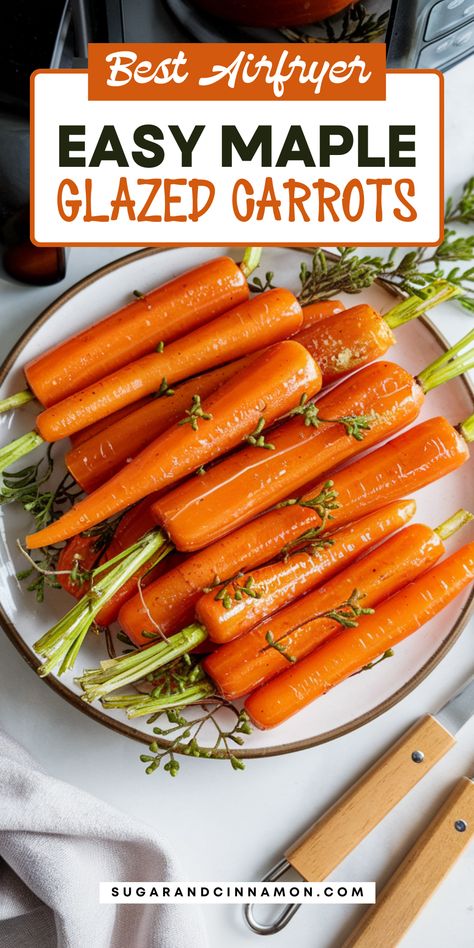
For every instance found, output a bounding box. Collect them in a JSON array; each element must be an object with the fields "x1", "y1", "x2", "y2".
[{"x1": 1, "y1": 245, "x2": 473, "y2": 759}]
